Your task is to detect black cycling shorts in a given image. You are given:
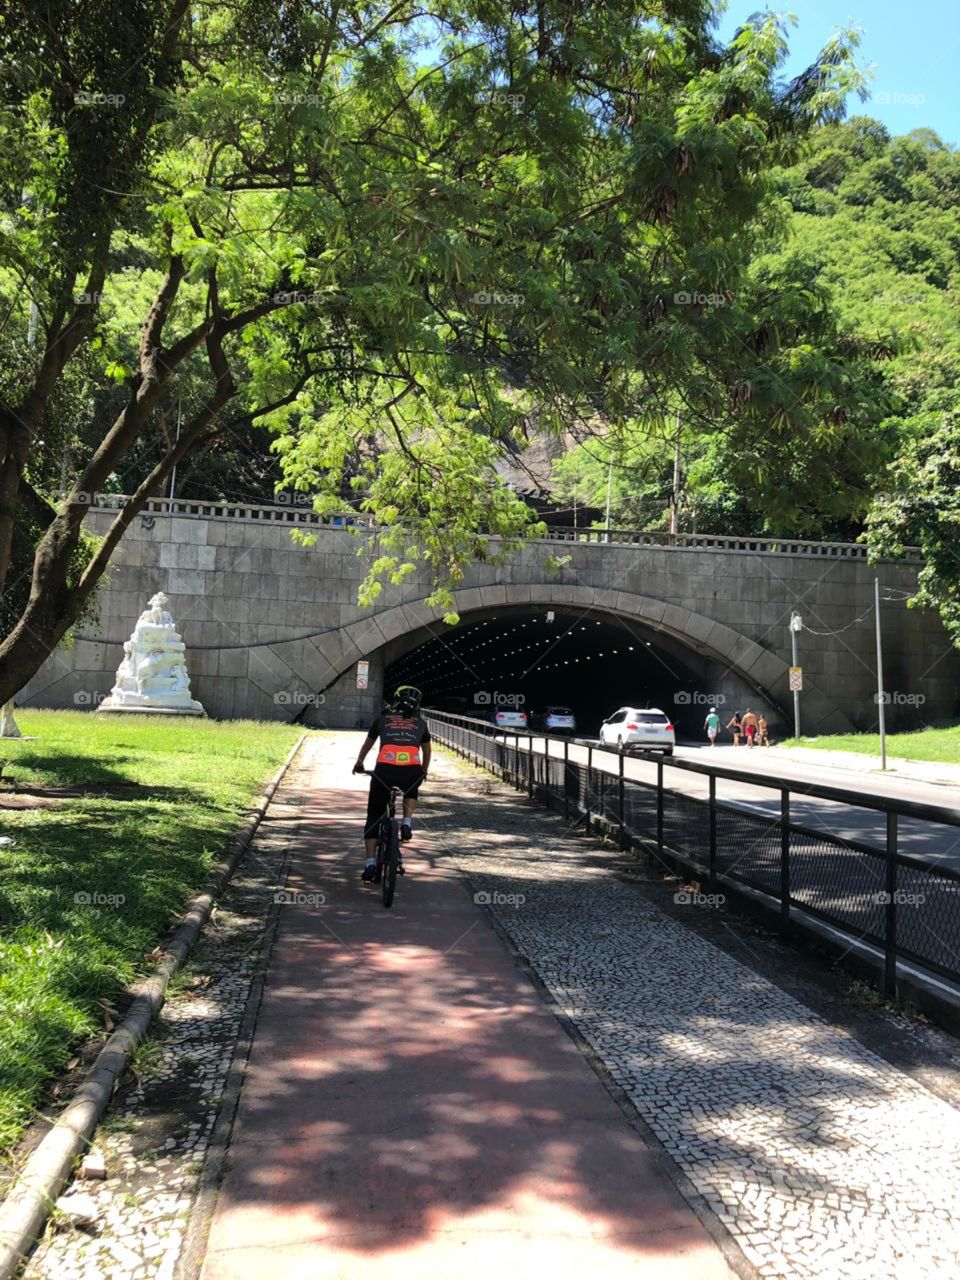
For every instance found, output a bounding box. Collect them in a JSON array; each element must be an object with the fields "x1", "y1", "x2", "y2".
[{"x1": 365, "y1": 765, "x2": 425, "y2": 838}]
